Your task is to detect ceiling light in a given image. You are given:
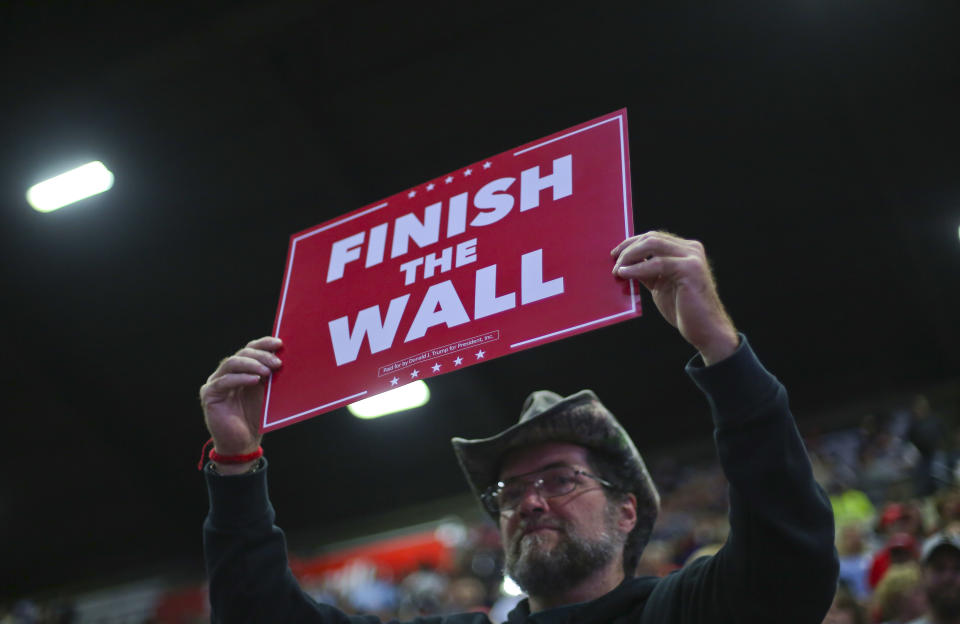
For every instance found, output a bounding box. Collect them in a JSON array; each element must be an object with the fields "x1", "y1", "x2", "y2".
[
  {"x1": 26, "y1": 161, "x2": 115, "y2": 213},
  {"x1": 347, "y1": 380, "x2": 430, "y2": 419}
]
